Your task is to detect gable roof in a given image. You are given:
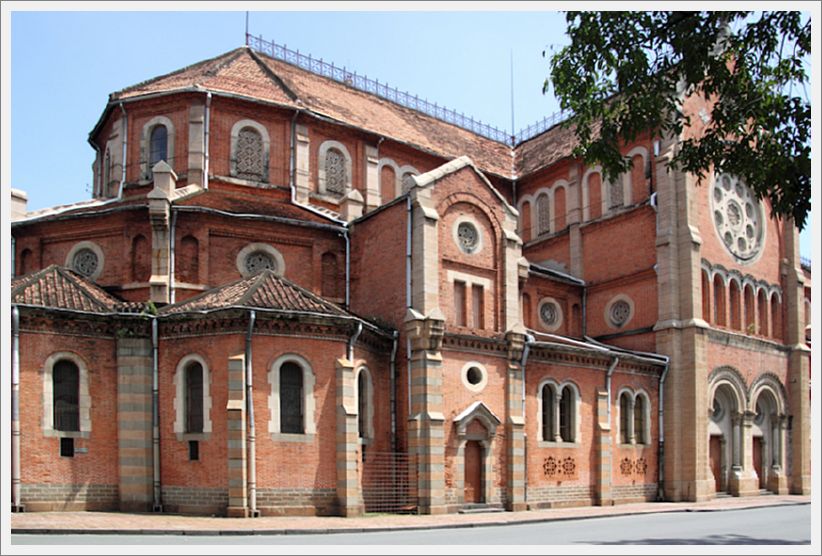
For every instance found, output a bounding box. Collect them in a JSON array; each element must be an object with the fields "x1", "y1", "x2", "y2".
[
  {"x1": 11, "y1": 265, "x2": 139, "y2": 314},
  {"x1": 160, "y1": 269, "x2": 351, "y2": 317}
]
